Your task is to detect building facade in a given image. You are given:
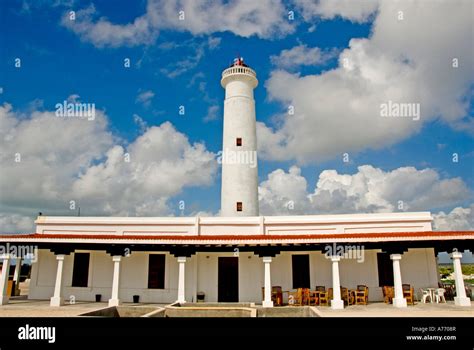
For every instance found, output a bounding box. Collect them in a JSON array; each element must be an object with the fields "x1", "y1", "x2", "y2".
[
  {"x1": 0, "y1": 59, "x2": 472, "y2": 309},
  {"x1": 0, "y1": 213, "x2": 472, "y2": 308}
]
